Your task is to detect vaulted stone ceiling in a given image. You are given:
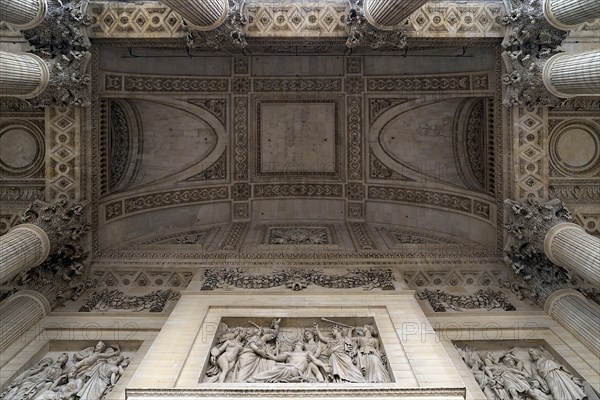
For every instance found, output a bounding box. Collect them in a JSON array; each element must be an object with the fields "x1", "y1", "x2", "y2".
[
  {"x1": 1, "y1": 0, "x2": 598, "y2": 274},
  {"x1": 94, "y1": 44, "x2": 500, "y2": 261}
]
